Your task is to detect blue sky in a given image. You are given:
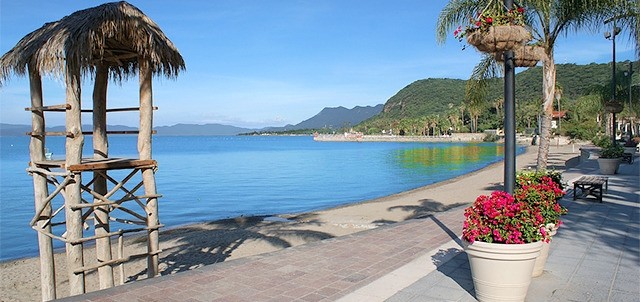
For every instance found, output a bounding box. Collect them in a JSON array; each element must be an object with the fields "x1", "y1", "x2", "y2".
[{"x1": 0, "y1": 1, "x2": 636, "y2": 128}]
